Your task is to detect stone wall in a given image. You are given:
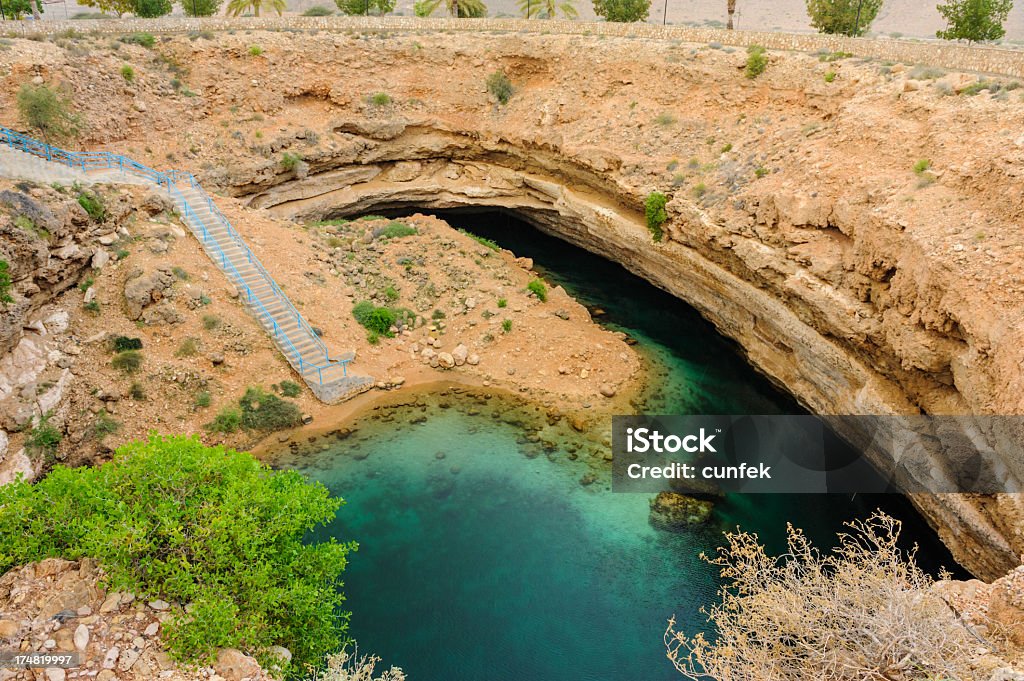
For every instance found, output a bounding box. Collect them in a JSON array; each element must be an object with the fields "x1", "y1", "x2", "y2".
[{"x1": 4, "y1": 15, "x2": 1024, "y2": 79}]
